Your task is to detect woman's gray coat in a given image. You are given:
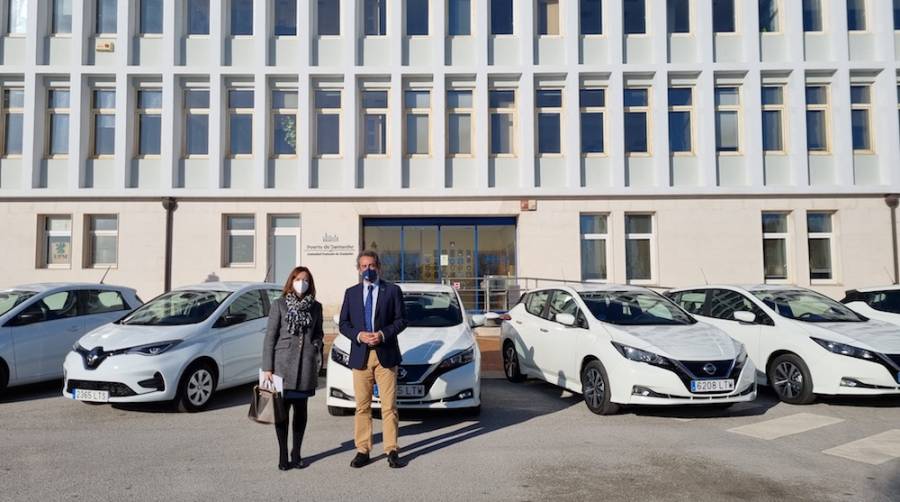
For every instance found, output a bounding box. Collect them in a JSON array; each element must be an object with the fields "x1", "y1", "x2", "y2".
[{"x1": 261, "y1": 297, "x2": 324, "y2": 392}]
